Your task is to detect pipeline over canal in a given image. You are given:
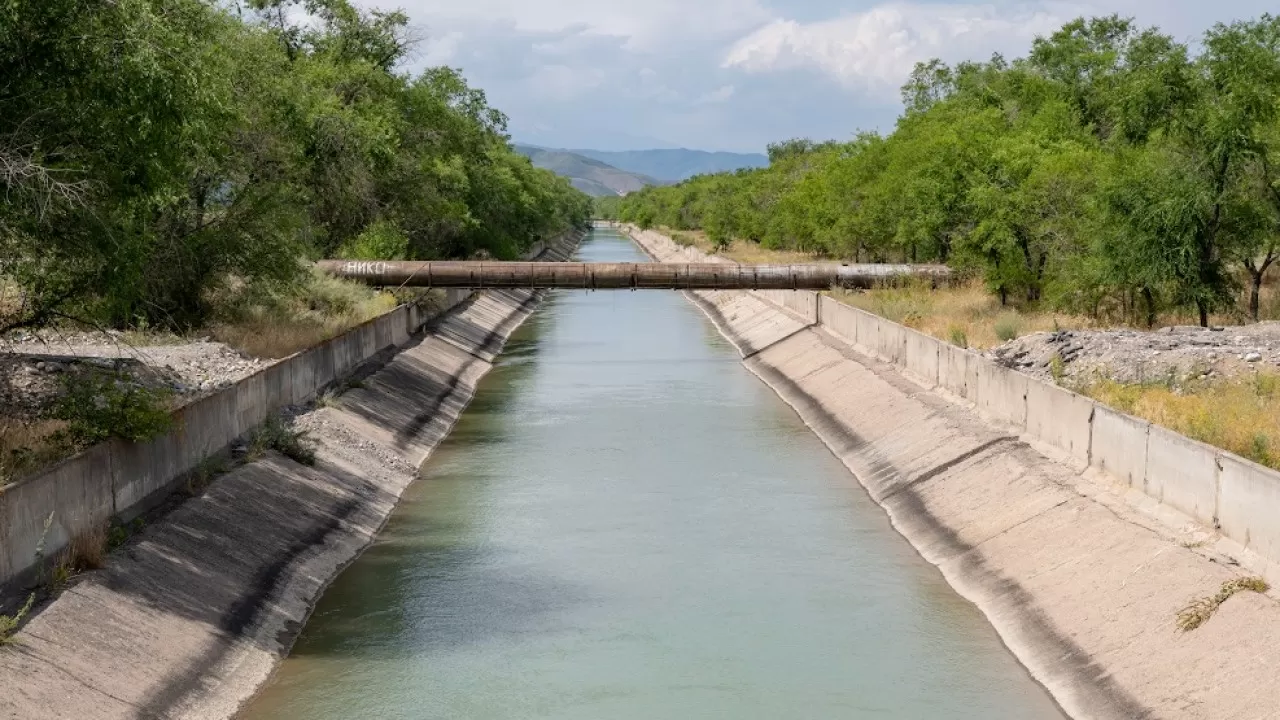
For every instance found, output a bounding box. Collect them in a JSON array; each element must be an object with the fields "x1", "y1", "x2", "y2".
[
  {"x1": 4, "y1": 225, "x2": 1280, "y2": 720},
  {"x1": 316, "y1": 258, "x2": 951, "y2": 290}
]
